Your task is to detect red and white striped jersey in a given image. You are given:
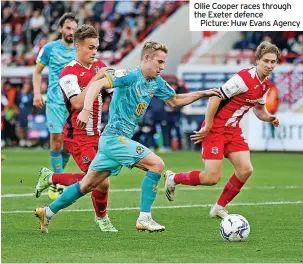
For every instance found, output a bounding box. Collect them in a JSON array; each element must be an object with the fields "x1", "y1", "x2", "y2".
[
  {"x1": 59, "y1": 59, "x2": 106, "y2": 138},
  {"x1": 212, "y1": 67, "x2": 271, "y2": 130}
]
